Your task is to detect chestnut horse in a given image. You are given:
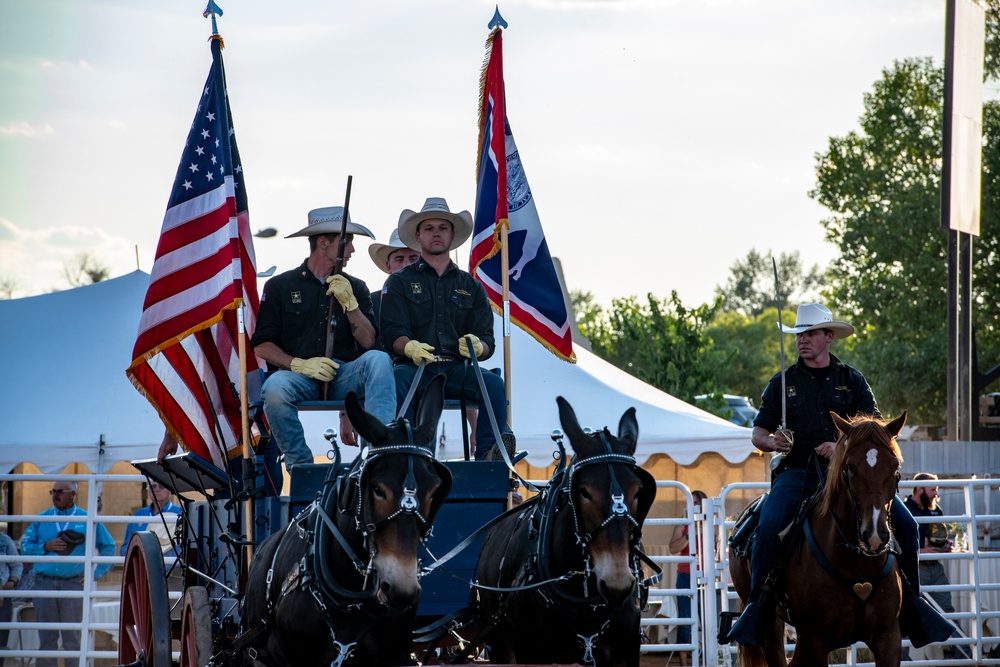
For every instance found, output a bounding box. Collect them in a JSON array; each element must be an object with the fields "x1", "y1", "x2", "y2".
[
  {"x1": 473, "y1": 397, "x2": 658, "y2": 667},
  {"x1": 239, "y1": 376, "x2": 453, "y2": 667},
  {"x1": 730, "y1": 412, "x2": 907, "y2": 667}
]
